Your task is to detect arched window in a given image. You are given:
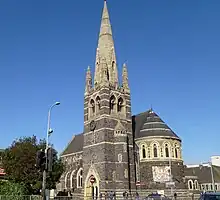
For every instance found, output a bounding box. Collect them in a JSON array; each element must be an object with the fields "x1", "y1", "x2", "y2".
[
  {"x1": 201, "y1": 184, "x2": 205, "y2": 191},
  {"x1": 109, "y1": 95, "x2": 116, "y2": 114},
  {"x1": 70, "y1": 170, "x2": 76, "y2": 189},
  {"x1": 118, "y1": 154, "x2": 122, "y2": 163},
  {"x1": 112, "y1": 171, "x2": 116, "y2": 181},
  {"x1": 210, "y1": 184, "x2": 213, "y2": 191},
  {"x1": 112, "y1": 61, "x2": 115, "y2": 70},
  {"x1": 194, "y1": 180, "x2": 199, "y2": 190},
  {"x1": 165, "y1": 144, "x2": 169, "y2": 158},
  {"x1": 77, "y1": 168, "x2": 83, "y2": 188},
  {"x1": 64, "y1": 172, "x2": 70, "y2": 189},
  {"x1": 205, "y1": 184, "x2": 209, "y2": 190},
  {"x1": 174, "y1": 144, "x2": 178, "y2": 158},
  {"x1": 124, "y1": 169, "x2": 128, "y2": 178},
  {"x1": 117, "y1": 97, "x2": 124, "y2": 112},
  {"x1": 215, "y1": 184, "x2": 218, "y2": 191},
  {"x1": 188, "y1": 180, "x2": 194, "y2": 190},
  {"x1": 153, "y1": 144, "x2": 158, "y2": 158},
  {"x1": 142, "y1": 145, "x2": 146, "y2": 158},
  {"x1": 96, "y1": 96, "x2": 101, "y2": 112},
  {"x1": 90, "y1": 99, "x2": 95, "y2": 115}
]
